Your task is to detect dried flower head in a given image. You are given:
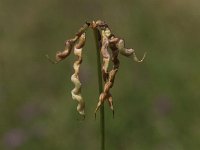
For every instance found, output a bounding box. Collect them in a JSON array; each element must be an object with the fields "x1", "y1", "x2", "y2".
[{"x1": 47, "y1": 20, "x2": 146, "y2": 118}]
